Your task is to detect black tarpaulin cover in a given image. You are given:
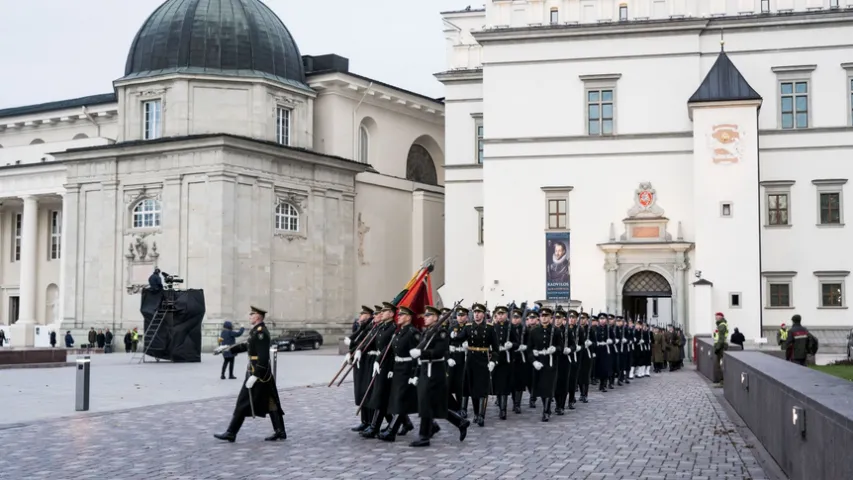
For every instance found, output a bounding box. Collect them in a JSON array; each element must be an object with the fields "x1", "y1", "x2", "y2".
[{"x1": 140, "y1": 289, "x2": 206, "y2": 363}]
